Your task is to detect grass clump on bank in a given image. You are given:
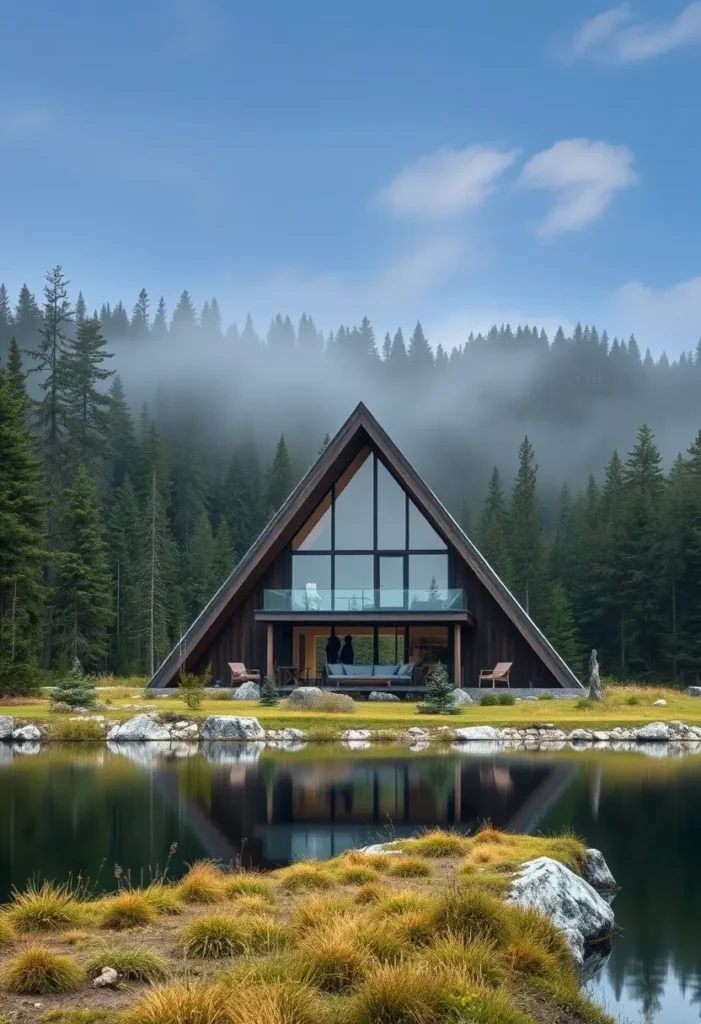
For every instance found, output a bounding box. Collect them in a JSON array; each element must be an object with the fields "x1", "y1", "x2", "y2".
[
  {"x1": 85, "y1": 946, "x2": 170, "y2": 982},
  {"x1": 98, "y1": 891, "x2": 155, "y2": 929},
  {"x1": 45, "y1": 719, "x2": 104, "y2": 742},
  {"x1": 2, "y1": 946, "x2": 84, "y2": 994},
  {"x1": 177, "y1": 862, "x2": 226, "y2": 904},
  {"x1": 8, "y1": 882, "x2": 84, "y2": 933}
]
